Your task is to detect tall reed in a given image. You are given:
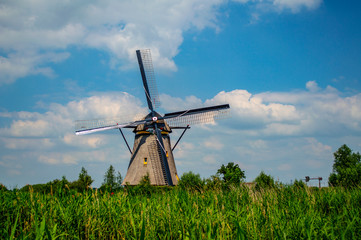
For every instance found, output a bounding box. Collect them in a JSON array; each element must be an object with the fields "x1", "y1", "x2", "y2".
[{"x1": 1, "y1": 186, "x2": 360, "y2": 239}]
